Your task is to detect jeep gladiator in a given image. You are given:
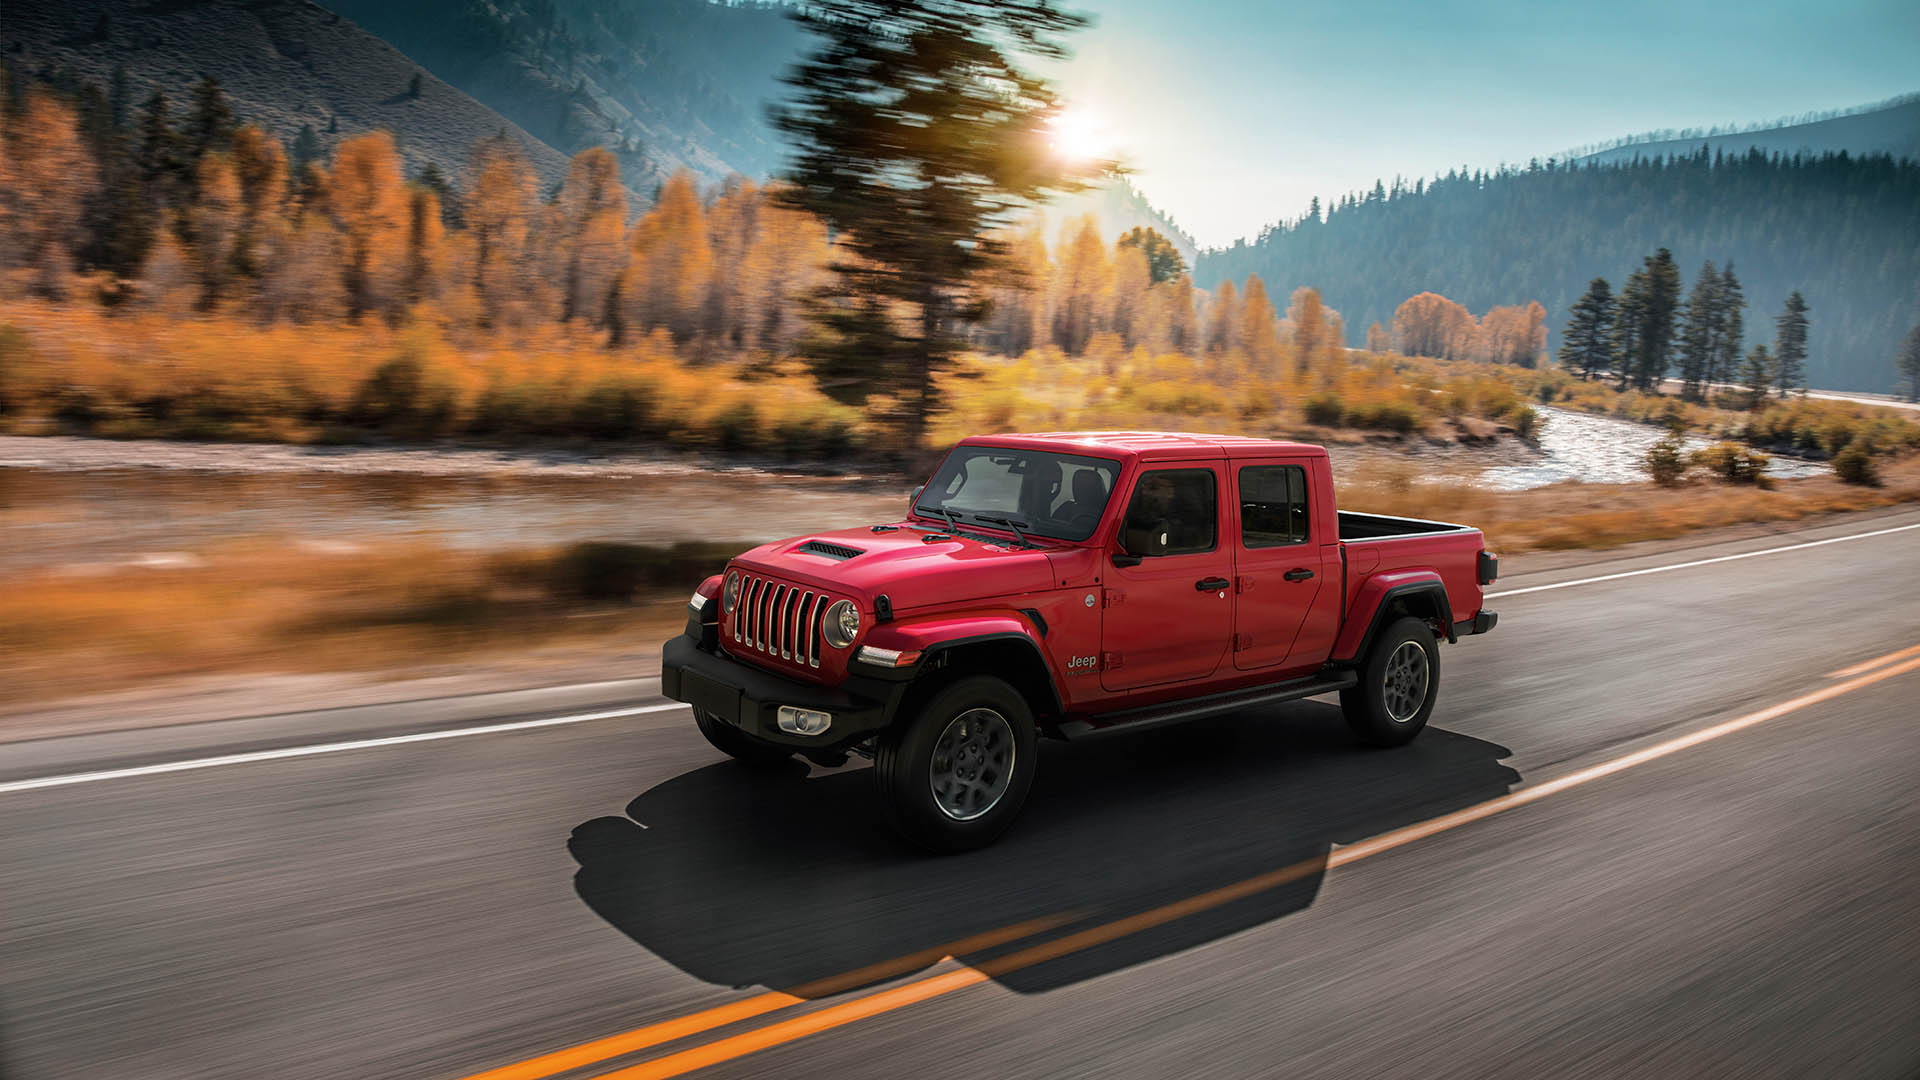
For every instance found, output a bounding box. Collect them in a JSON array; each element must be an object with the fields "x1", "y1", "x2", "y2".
[{"x1": 663, "y1": 431, "x2": 1499, "y2": 851}]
